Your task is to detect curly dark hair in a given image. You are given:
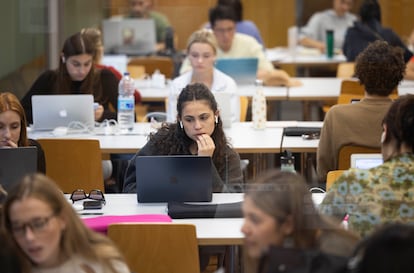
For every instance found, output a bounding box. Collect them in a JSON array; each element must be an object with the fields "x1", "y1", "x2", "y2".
[
  {"x1": 354, "y1": 40, "x2": 405, "y2": 96},
  {"x1": 383, "y1": 94, "x2": 414, "y2": 153},
  {"x1": 147, "y1": 83, "x2": 229, "y2": 174}
]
